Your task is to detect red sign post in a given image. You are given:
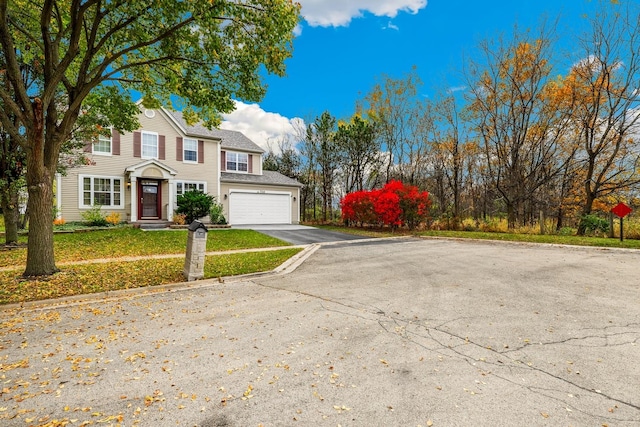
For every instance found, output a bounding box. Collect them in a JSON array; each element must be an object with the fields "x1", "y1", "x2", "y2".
[{"x1": 611, "y1": 202, "x2": 632, "y2": 241}]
